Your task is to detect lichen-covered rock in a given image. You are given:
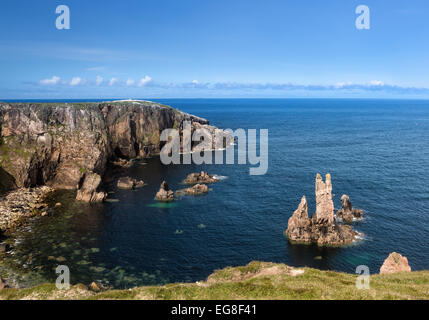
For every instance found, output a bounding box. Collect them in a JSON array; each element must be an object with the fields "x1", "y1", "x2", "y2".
[
  {"x1": 286, "y1": 174, "x2": 359, "y2": 246},
  {"x1": 336, "y1": 194, "x2": 363, "y2": 223},
  {"x1": 155, "y1": 181, "x2": 174, "y2": 202},
  {"x1": 117, "y1": 177, "x2": 145, "y2": 190},
  {"x1": 0, "y1": 101, "x2": 224, "y2": 192},
  {"x1": 76, "y1": 172, "x2": 107, "y2": 203},
  {"x1": 184, "y1": 171, "x2": 219, "y2": 184},
  {"x1": 380, "y1": 252, "x2": 411, "y2": 274}
]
